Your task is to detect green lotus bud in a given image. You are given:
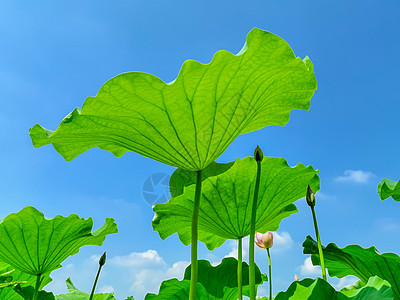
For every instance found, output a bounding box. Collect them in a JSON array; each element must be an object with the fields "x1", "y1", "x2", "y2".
[
  {"x1": 306, "y1": 185, "x2": 316, "y2": 207},
  {"x1": 254, "y1": 145, "x2": 263, "y2": 162},
  {"x1": 99, "y1": 252, "x2": 106, "y2": 267}
]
